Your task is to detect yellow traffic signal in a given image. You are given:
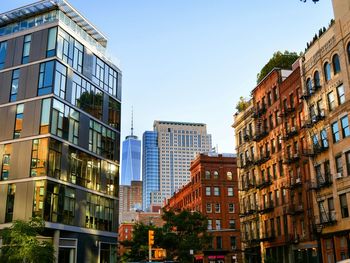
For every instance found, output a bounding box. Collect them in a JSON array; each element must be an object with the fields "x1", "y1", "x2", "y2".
[{"x1": 148, "y1": 230, "x2": 154, "y2": 246}]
